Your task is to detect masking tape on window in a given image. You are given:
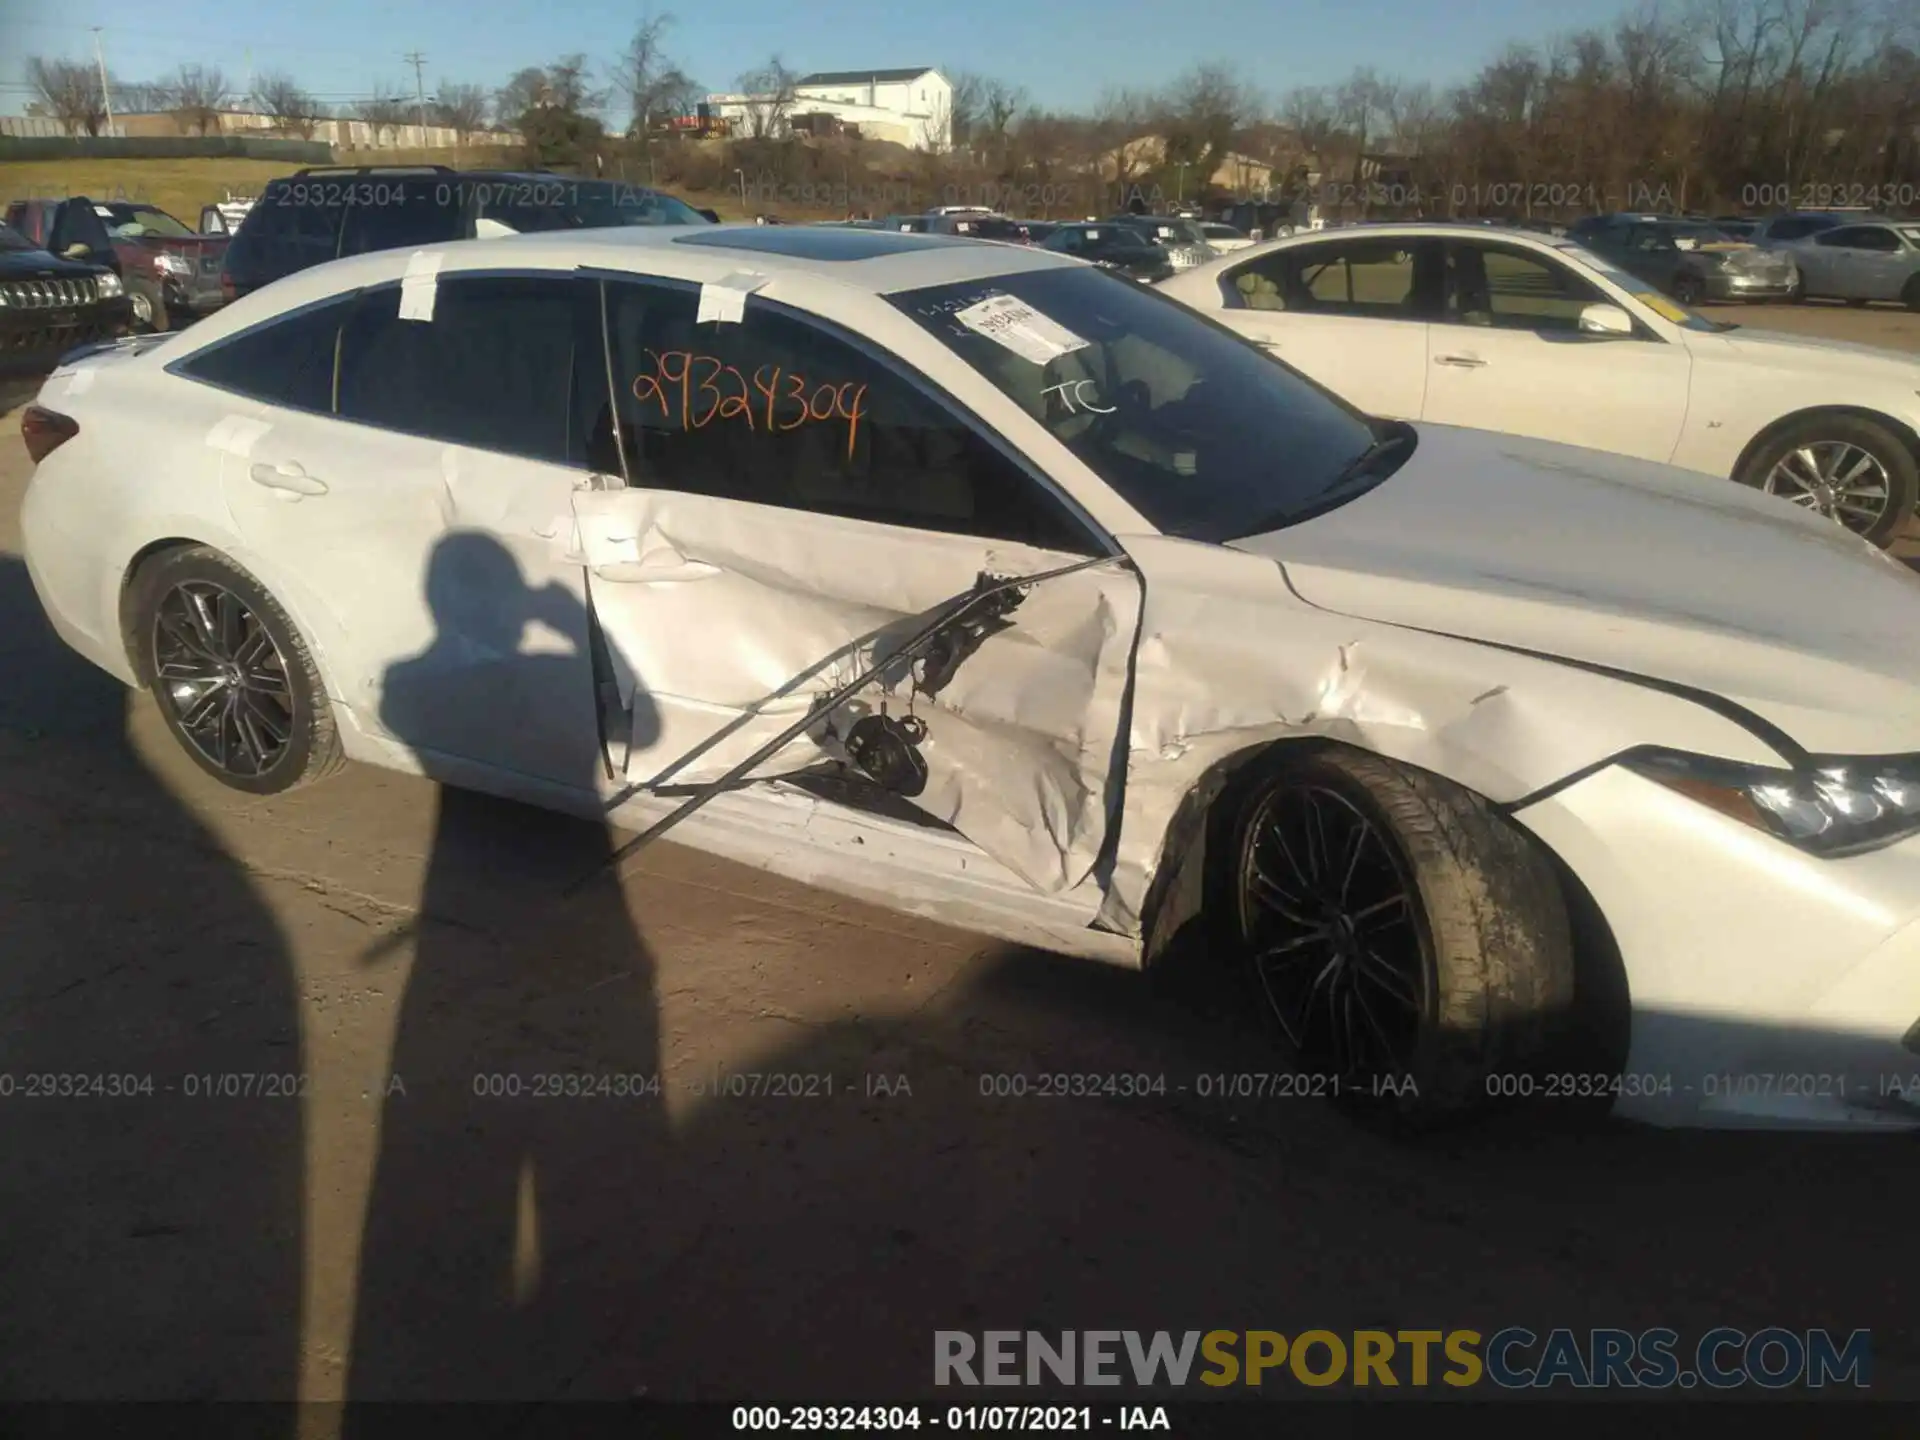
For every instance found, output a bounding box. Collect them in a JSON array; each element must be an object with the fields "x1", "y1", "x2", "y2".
[
  {"x1": 696, "y1": 270, "x2": 768, "y2": 326},
  {"x1": 399, "y1": 250, "x2": 444, "y2": 322},
  {"x1": 1635, "y1": 291, "x2": 1691, "y2": 325}
]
